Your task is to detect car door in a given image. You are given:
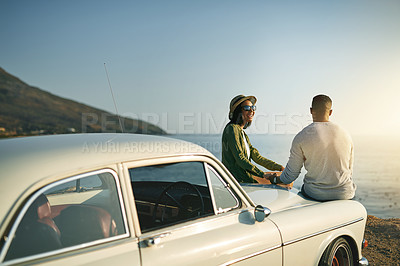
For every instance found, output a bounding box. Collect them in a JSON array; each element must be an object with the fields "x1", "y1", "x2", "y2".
[{"x1": 125, "y1": 156, "x2": 282, "y2": 266}]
